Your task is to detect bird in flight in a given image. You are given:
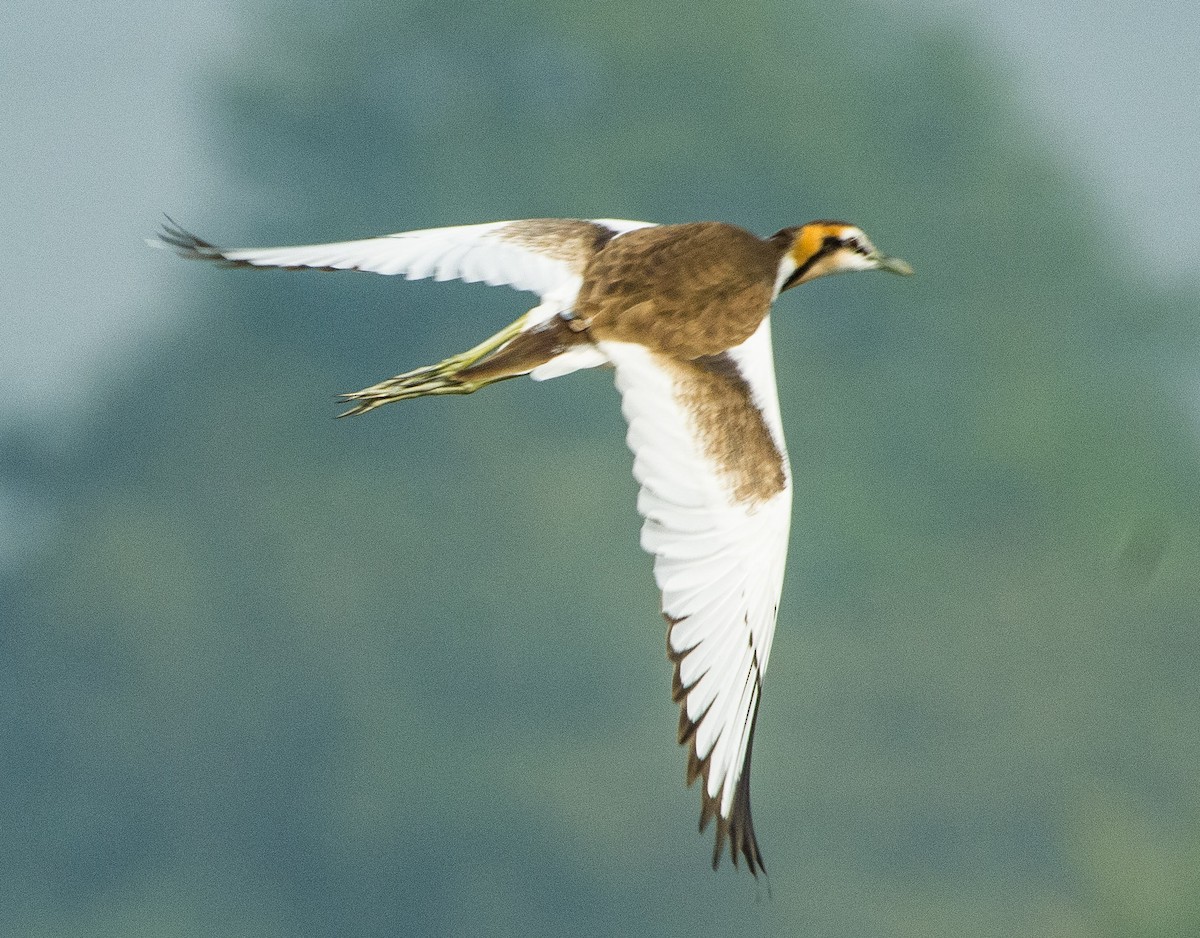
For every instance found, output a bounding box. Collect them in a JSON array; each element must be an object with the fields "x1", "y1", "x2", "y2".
[{"x1": 153, "y1": 215, "x2": 911, "y2": 875}]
